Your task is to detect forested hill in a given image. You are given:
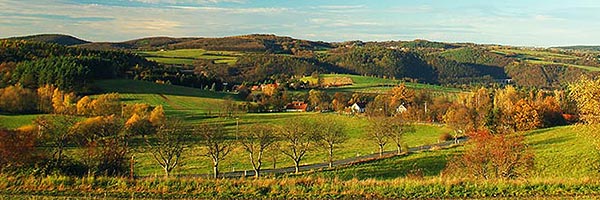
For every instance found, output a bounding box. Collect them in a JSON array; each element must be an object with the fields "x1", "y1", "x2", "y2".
[
  {"x1": 0, "y1": 40, "x2": 158, "y2": 92},
  {"x1": 74, "y1": 34, "x2": 332, "y2": 53},
  {"x1": 3, "y1": 33, "x2": 600, "y2": 89},
  {"x1": 7, "y1": 34, "x2": 90, "y2": 46}
]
